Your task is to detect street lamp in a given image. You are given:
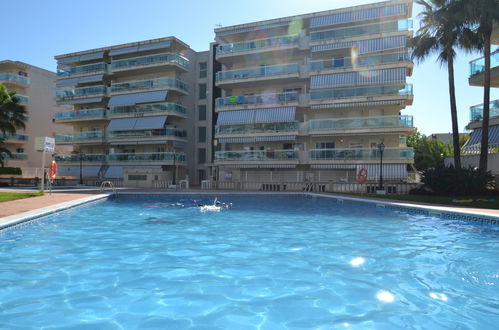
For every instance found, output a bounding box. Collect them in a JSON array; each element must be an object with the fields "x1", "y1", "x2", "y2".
[
  {"x1": 79, "y1": 150, "x2": 84, "y2": 185},
  {"x1": 378, "y1": 141, "x2": 385, "y2": 191},
  {"x1": 172, "y1": 149, "x2": 176, "y2": 185}
]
